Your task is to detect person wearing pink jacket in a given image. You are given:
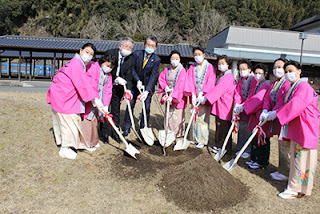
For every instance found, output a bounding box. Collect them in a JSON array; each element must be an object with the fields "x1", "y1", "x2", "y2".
[
  {"x1": 203, "y1": 55, "x2": 236, "y2": 154},
  {"x1": 237, "y1": 63, "x2": 271, "y2": 169},
  {"x1": 267, "y1": 60, "x2": 319, "y2": 199},
  {"x1": 47, "y1": 43, "x2": 102, "y2": 160},
  {"x1": 233, "y1": 59, "x2": 257, "y2": 159},
  {"x1": 158, "y1": 50, "x2": 187, "y2": 138},
  {"x1": 81, "y1": 54, "x2": 116, "y2": 151},
  {"x1": 260, "y1": 58, "x2": 291, "y2": 181},
  {"x1": 184, "y1": 46, "x2": 216, "y2": 149}
]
